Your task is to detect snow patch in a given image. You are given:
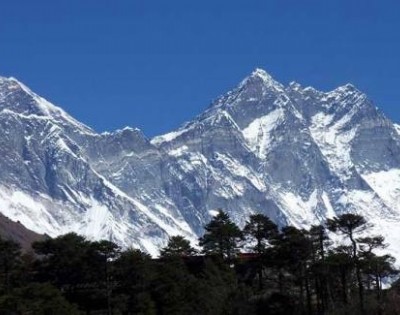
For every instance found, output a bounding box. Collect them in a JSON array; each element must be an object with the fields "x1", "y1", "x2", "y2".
[
  {"x1": 214, "y1": 153, "x2": 266, "y2": 192},
  {"x1": 309, "y1": 111, "x2": 358, "y2": 178},
  {"x1": 322, "y1": 192, "x2": 336, "y2": 219},
  {"x1": 242, "y1": 108, "x2": 284, "y2": 158},
  {"x1": 362, "y1": 169, "x2": 400, "y2": 212},
  {"x1": 0, "y1": 187, "x2": 67, "y2": 236},
  {"x1": 278, "y1": 190, "x2": 319, "y2": 227},
  {"x1": 208, "y1": 209, "x2": 220, "y2": 217},
  {"x1": 151, "y1": 129, "x2": 188, "y2": 145},
  {"x1": 394, "y1": 124, "x2": 400, "y2": 136}
]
